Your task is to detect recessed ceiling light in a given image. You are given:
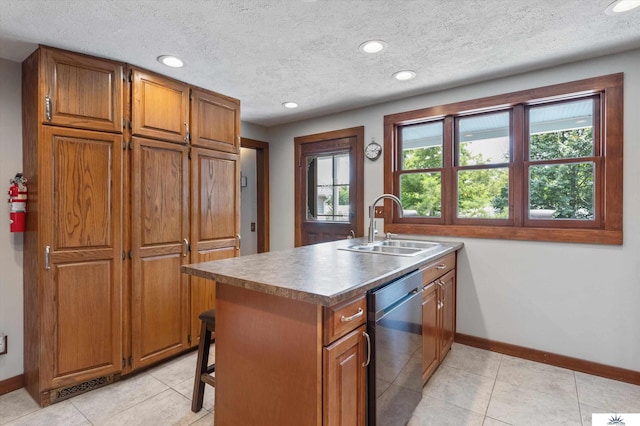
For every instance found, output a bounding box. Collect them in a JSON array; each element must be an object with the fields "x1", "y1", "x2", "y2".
[
  {"x1": 282, "y1": 101, "x2": 299, "y2": 109},
  {"x1": 605, "y1": 0, "x2": 640, "y2": 15},
  {"x1": 392, "y1": 70, "x2": 416, "y2": 81},
  {"x1": 157, "y1": 55, "x2": 184, "y2": 68},
  {"x1": 358, "y1": 40, "x2": 387, "y2": 54}
]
